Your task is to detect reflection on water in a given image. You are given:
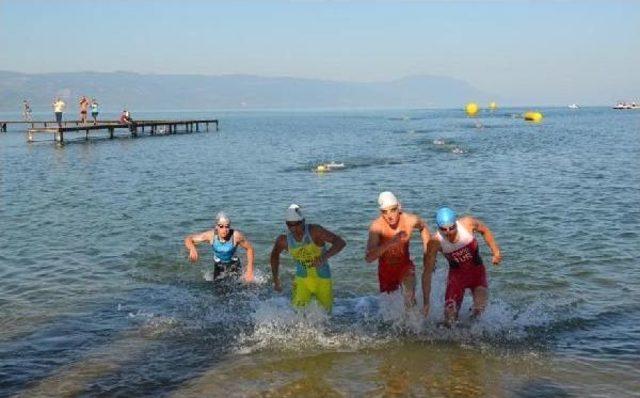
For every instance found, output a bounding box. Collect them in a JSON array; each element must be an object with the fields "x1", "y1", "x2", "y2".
[{"x1": 173, "y1": 343, "x2": 554, "y2": 397}]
